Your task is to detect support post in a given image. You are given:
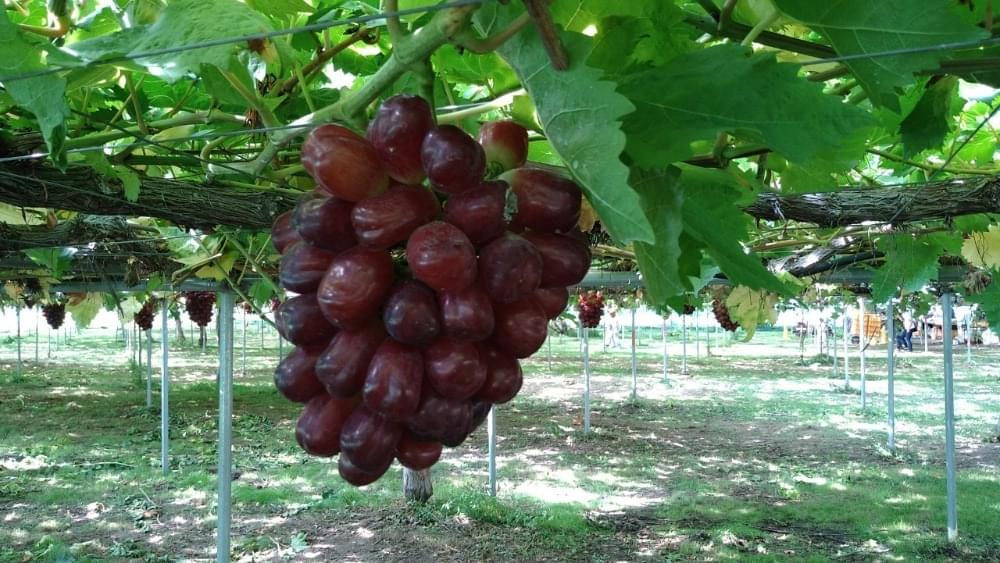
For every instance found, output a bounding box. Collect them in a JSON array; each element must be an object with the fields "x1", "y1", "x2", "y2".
[
  {"x1": 843, "y1": 314, "x2": 850, "y2": 389},
  {"x1": 859, "y1": 296, "x2": 867, "y2": 409},
  {"x1": 661, "y1": 316, "x2": 670, "y2": 386},
  {"x1": 487, "y1": 406, "x2": 497, "y2": 497},
  {"x1": 16, "y1": 304, "x2": 22, "y2": 379},
  {"x1": 216, "y1": 289, "x2": 235, "y2": 563},
  {"x1": 630, "y1": 308, "x2": 637, "y2": 401},
  {"x1": 681, "y1": 314, "x2": 689, "y2": 374},
  {"x1": 695, "y1": 311, "x2": 701, "y2": 358},
  {"x1": 831, "y1": 315, "x2": 838, "y2": 377},
  {"x1": 886, "y1": 298, "x2": 896, "y2": 453},
  {"x1": 546, "y1": 329, "x2": 552, "y2": 372},
  {"x1": 966, "y1": 313, "x2": 972, "y2": 364},
  {"x1": 137, "y1": 324, "x2": 142, "y2": 369},
  {"x1": 241, "y1": 306, "x2": 247, "y2": 377},
  {"x1": 145, "y1": 329, "x2": 153, "y2": 408},
  {"x1": 34, "y1": 312, "x2": 38, "y2": 363},
  {"x1": 160, "y1": 298, "x2": 170, "y2": 475},
  {"x1": 583, "y1": 328, "x2": 591, "y2": 433},
  {"x1": 942, "y1": 292, "x2": 958, "y2": 542}
]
